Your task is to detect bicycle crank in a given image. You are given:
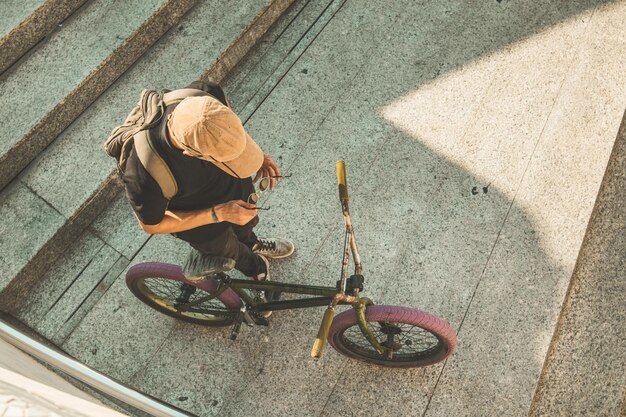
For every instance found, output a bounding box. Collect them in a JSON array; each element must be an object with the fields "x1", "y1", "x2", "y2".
[{"x1": 175, "y1": 283, "x2": 196, "y2": 307}]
